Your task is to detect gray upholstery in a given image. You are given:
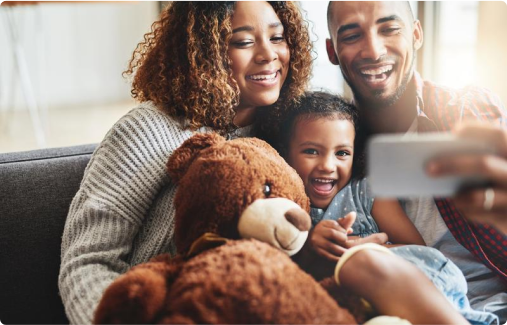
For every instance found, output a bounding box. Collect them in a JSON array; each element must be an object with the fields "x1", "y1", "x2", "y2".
[{"x1": 0, "y1": 143, "x2": 97, "y2": 324}]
